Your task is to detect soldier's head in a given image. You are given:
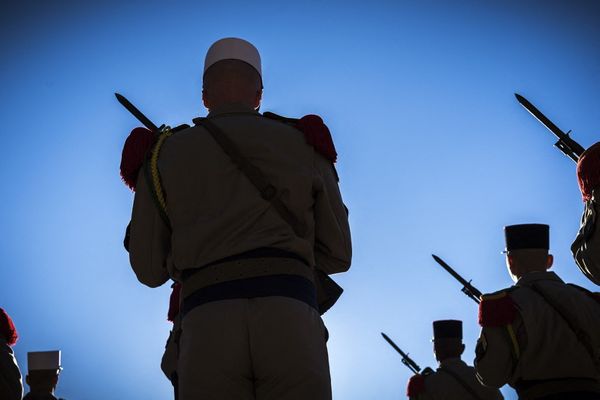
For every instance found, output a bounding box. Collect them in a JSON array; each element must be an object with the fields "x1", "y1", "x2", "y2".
[
  {"x1": 432, "y1": 320, "x2": 464, "y2": 362},
  {"x1": 503, "y1": 224, "x2": 553, "y2": 282},
  {"x1": 26, "y1": 351, "x2": 61, "y2": 395},
  {"x1": 202, "y1": 38, "x2": 263, "y2": 112}
]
